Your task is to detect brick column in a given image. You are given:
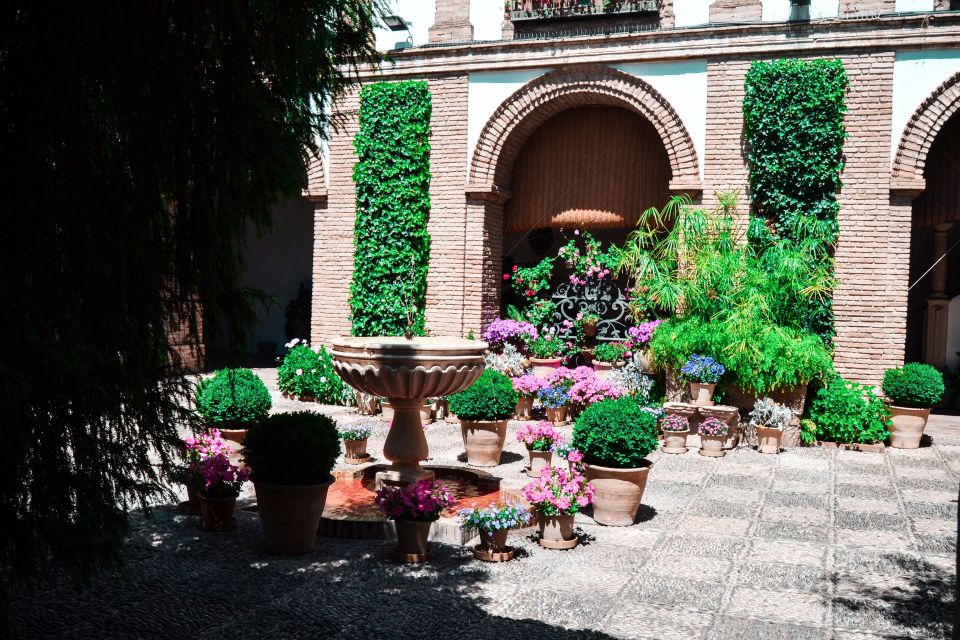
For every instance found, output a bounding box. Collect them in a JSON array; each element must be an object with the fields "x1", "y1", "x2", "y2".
[
  {"x1": 463, "y1": 197, "x2": 504, "y2": 336},
  {"x1": 429, "y1": 0, "x2": 473, "y2": 43}
]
